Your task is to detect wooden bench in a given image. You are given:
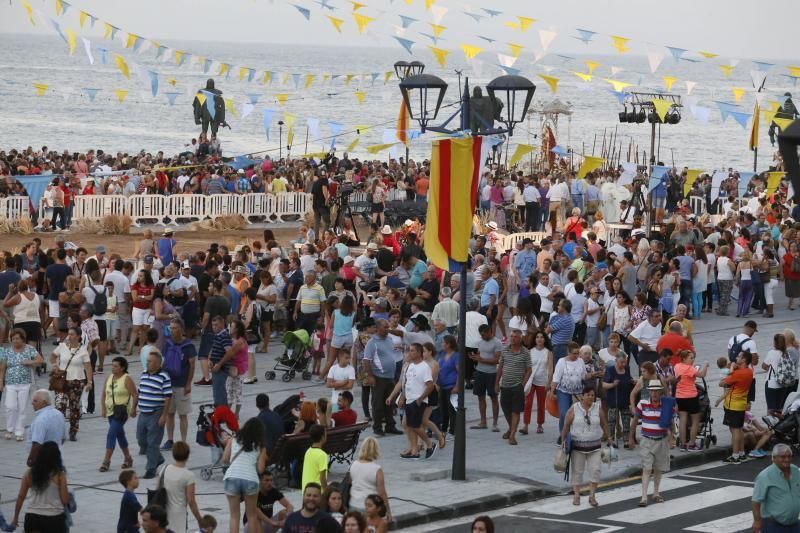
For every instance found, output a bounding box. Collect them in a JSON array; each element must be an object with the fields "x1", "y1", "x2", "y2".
[{"x1": 266, "y1": 422, "x2": 370, "y2": 485}]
